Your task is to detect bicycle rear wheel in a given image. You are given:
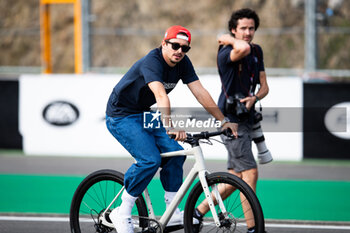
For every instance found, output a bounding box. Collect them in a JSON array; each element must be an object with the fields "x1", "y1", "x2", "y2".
[
  {"x1": 70, "y1": 169, "x2": 148, "y2": 233},
  {"x1": 184, "y1": 172, "x2": 264, "y2": 233}
]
